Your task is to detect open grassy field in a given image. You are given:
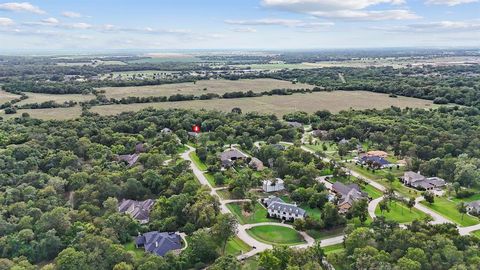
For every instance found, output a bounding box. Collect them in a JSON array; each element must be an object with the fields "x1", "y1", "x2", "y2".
[
  {"x1": 225, "y1": 236, "x2": 251, "y2": 256},
  {"x1": 307, "y1": 227, "x2": 345, "y2": 240},
  {"x1": 375, "y1": 200, "x2": 429, "y2": 223},
  {"x1": 2, "y1": 106, "x2": 83, "y2": 120},
  {"x1": 421, "y1": 196, "x2": 479, "y2": 226},
  {"x1": 0, "y1": 90, "x2": 21, "y2": 104},
  {"x1": 246, "y1": 225, "x2": 305, "y2": 246},
  {"x1": 98, "y1": 79, "x2": 314, "y2": 99},
  {"x1": 91, "y1": 91, "x2": 435, "y2": 118},
  {"x1": 227, "y1": 202, "x2": 277, "y2": 224},
  {"x1": 17, "y1": 93, "x2": 95, "y2": 106}
]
